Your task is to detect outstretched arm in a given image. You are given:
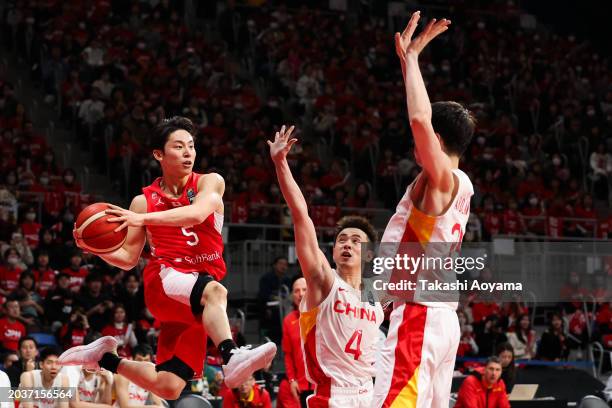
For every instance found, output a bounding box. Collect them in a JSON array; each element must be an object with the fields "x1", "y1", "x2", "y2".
[
  {"x1": 396, "y1": 12, "x2": 454, "y2": 191},
  {"x1": 105, "y1": 173, "x2": 224, "y2": 230},
  {"x1": 268, "y1": 126, "x2": 334, "y2": 307}
]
